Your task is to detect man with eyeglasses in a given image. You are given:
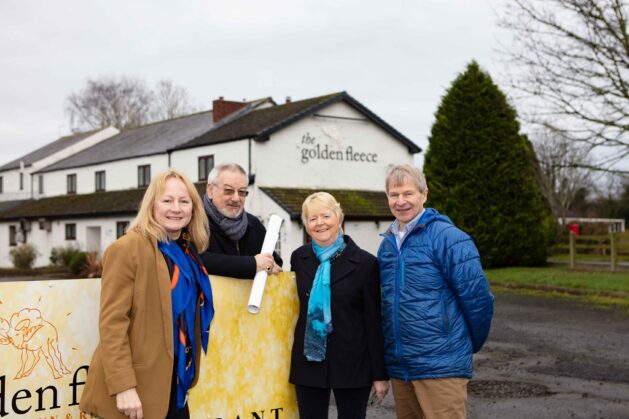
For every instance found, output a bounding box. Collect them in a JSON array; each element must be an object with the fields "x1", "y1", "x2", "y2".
[{"x1": 200, "y1": 163, "x2": 282, "y2": 279}]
